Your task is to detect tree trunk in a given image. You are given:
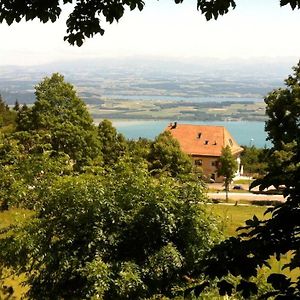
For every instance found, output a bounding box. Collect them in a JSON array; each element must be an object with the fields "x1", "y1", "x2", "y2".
[
  {"x1": 225, "y1": 180, "x2": 229, "y2": 202},
  {"x1": 225, "y1": 187, "x2": 229, "y2": 202}
]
